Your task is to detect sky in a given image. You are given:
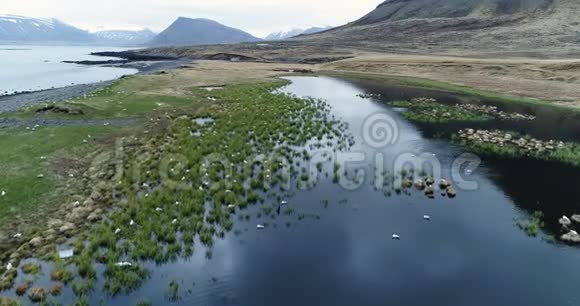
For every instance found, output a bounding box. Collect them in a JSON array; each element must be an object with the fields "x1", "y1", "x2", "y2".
[{"x1": 2, "y1": 0, "x2": 383, "y2": 37}]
